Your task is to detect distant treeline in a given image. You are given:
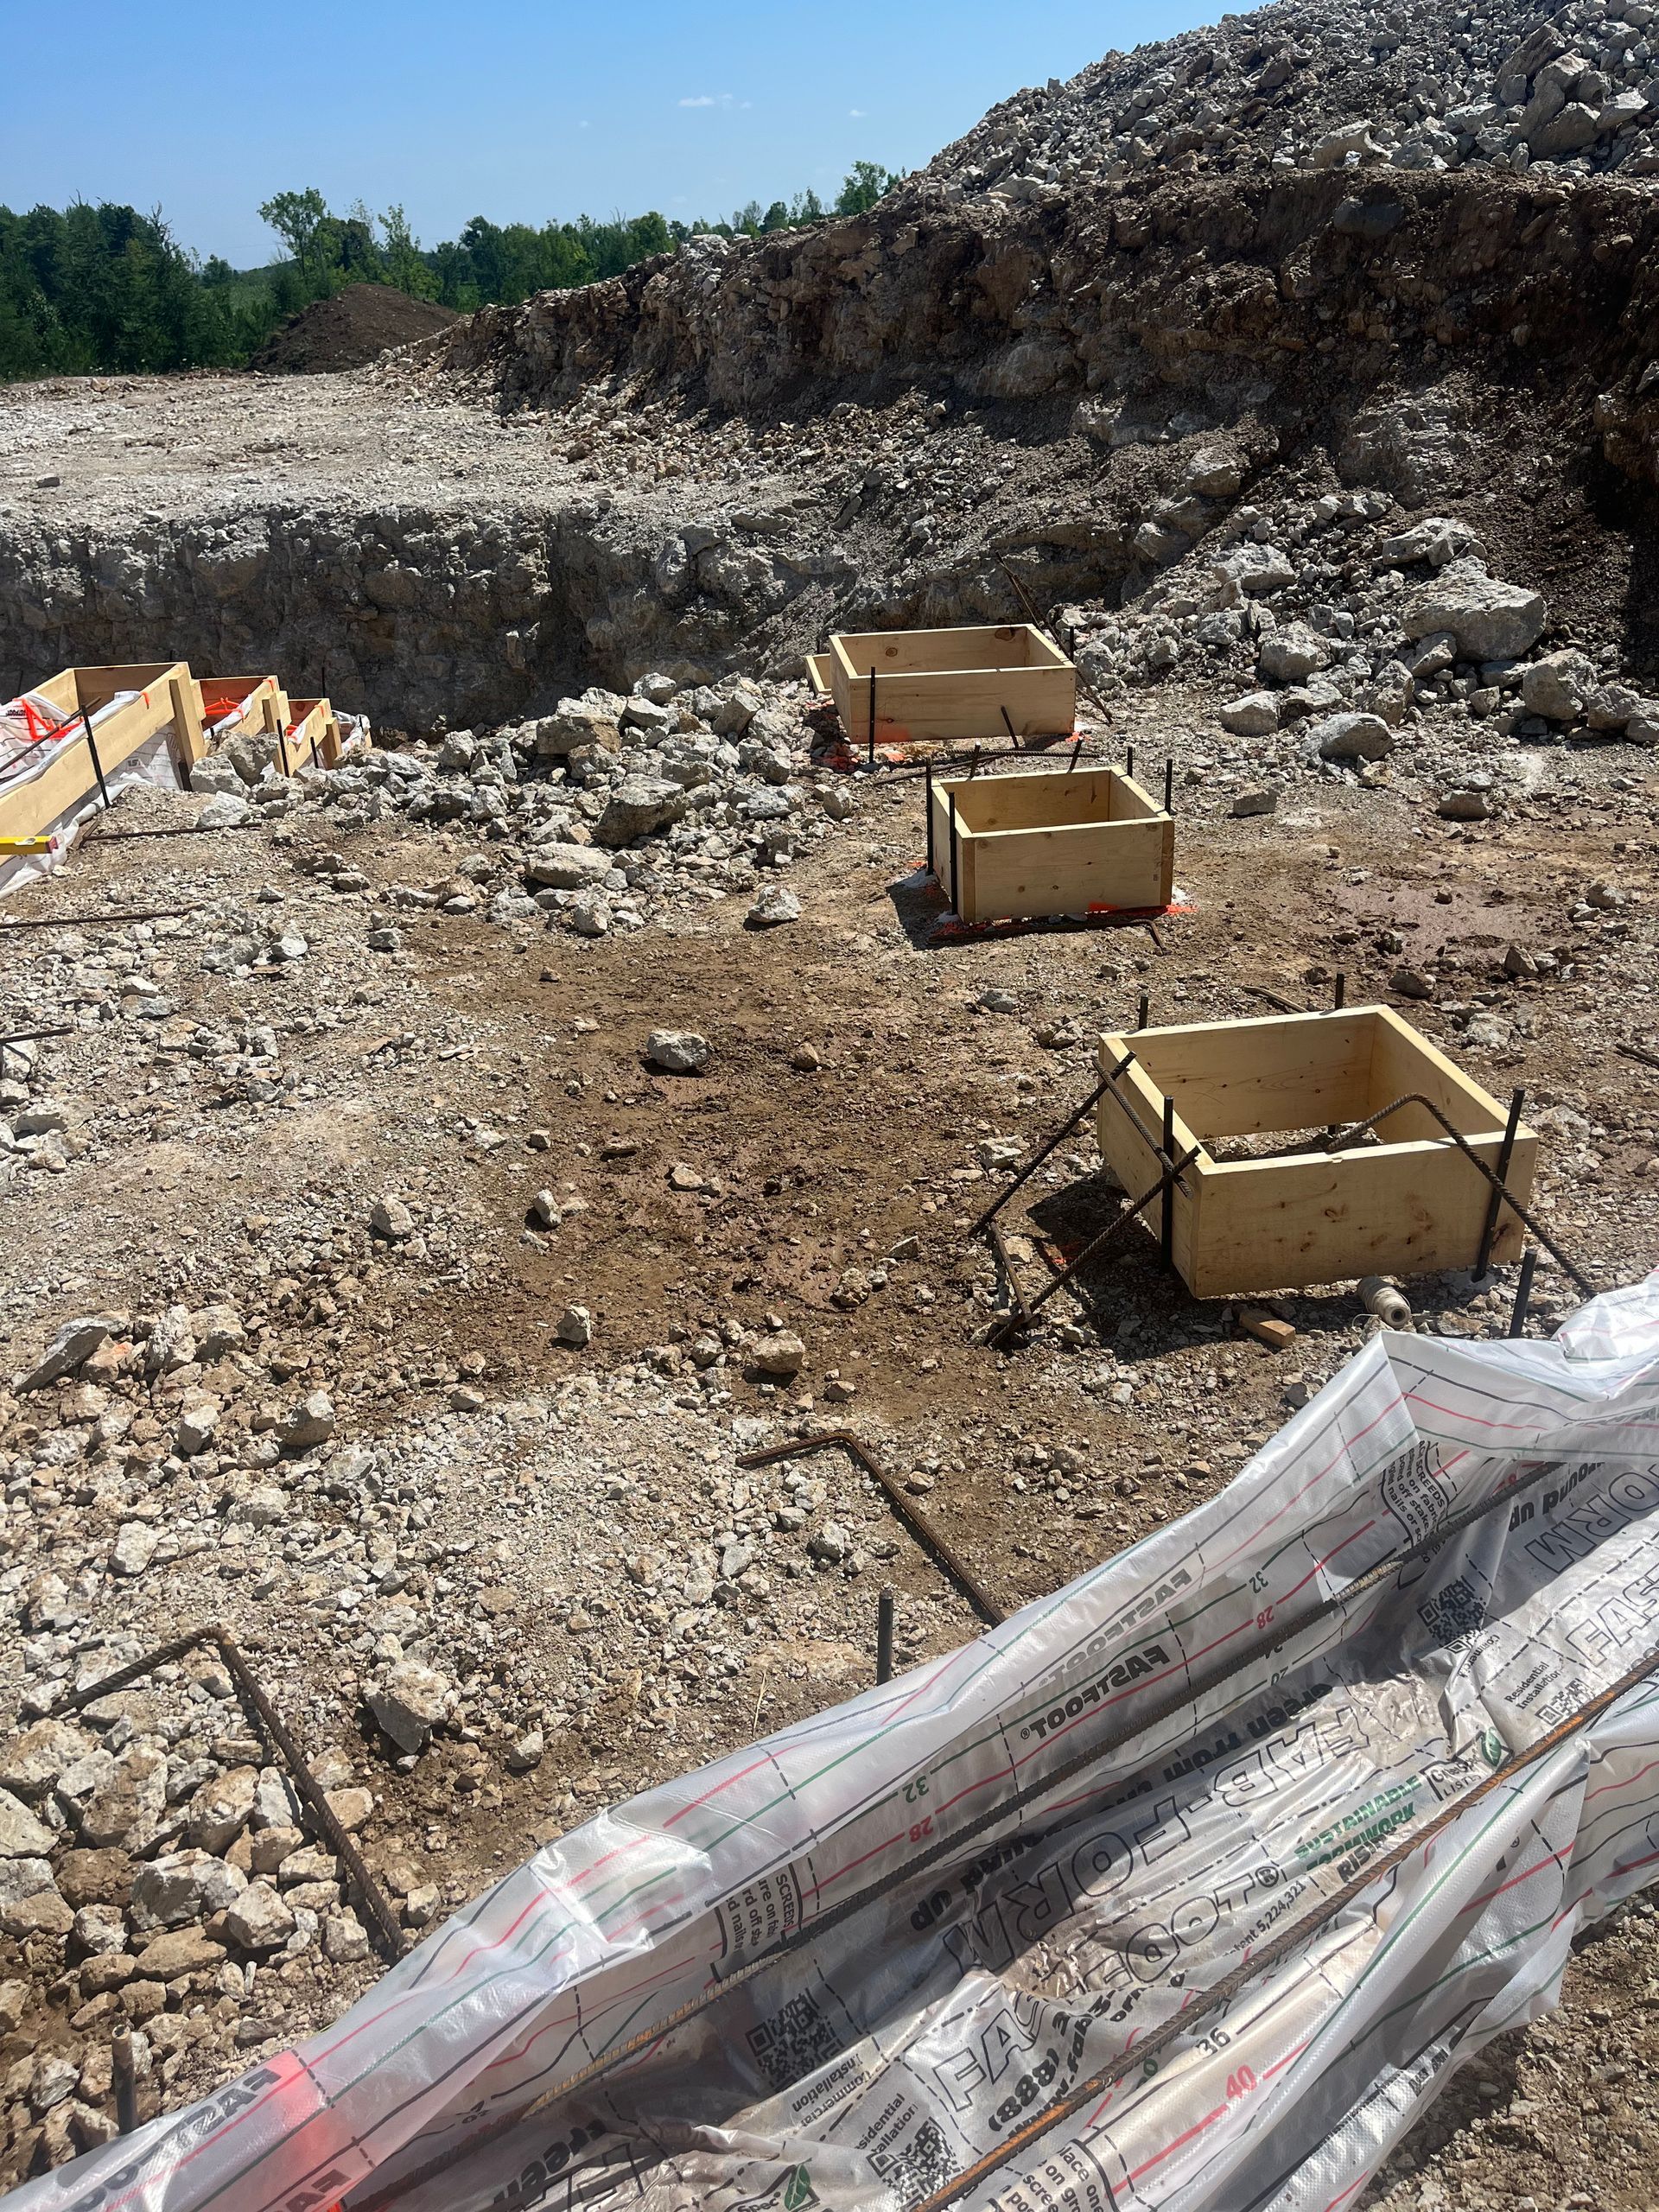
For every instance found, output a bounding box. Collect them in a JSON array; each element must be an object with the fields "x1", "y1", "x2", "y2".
[{"x1": 0, "y1": 163, "x2": 899, "y2": 382}]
